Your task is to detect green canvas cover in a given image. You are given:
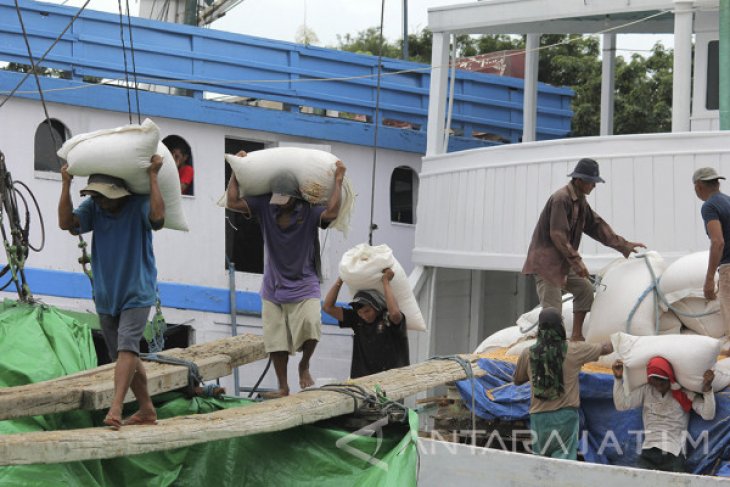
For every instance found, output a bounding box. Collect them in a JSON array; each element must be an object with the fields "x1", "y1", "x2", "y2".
[{"x1": 0, "y1": 302, "x2": 417, "y2": 486}]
